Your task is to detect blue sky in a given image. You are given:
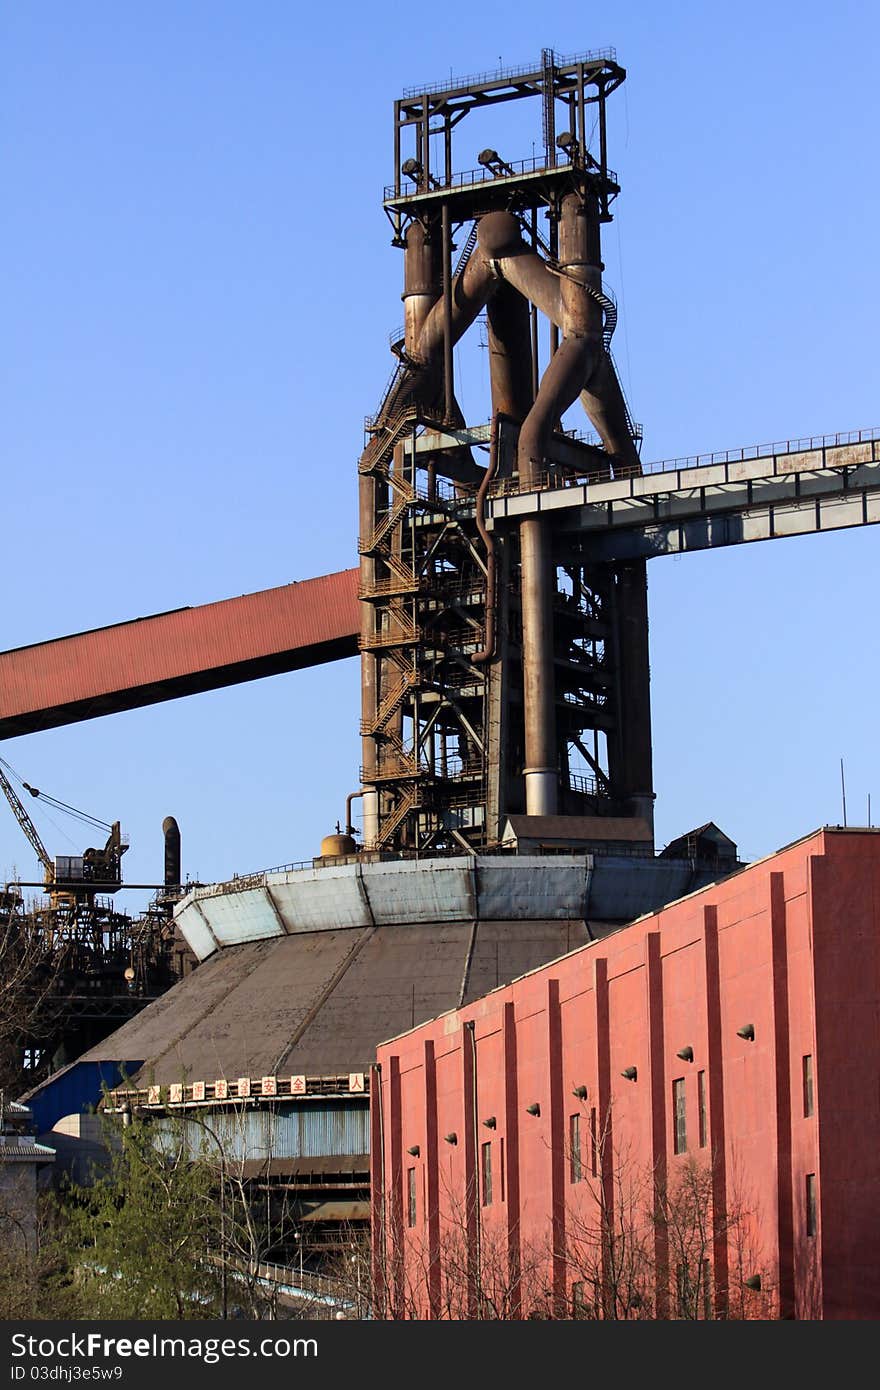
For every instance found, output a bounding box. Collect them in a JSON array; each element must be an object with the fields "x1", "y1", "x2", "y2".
[{"x1": 2, "y1": 1, "x2": 878, "y2": 901}]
